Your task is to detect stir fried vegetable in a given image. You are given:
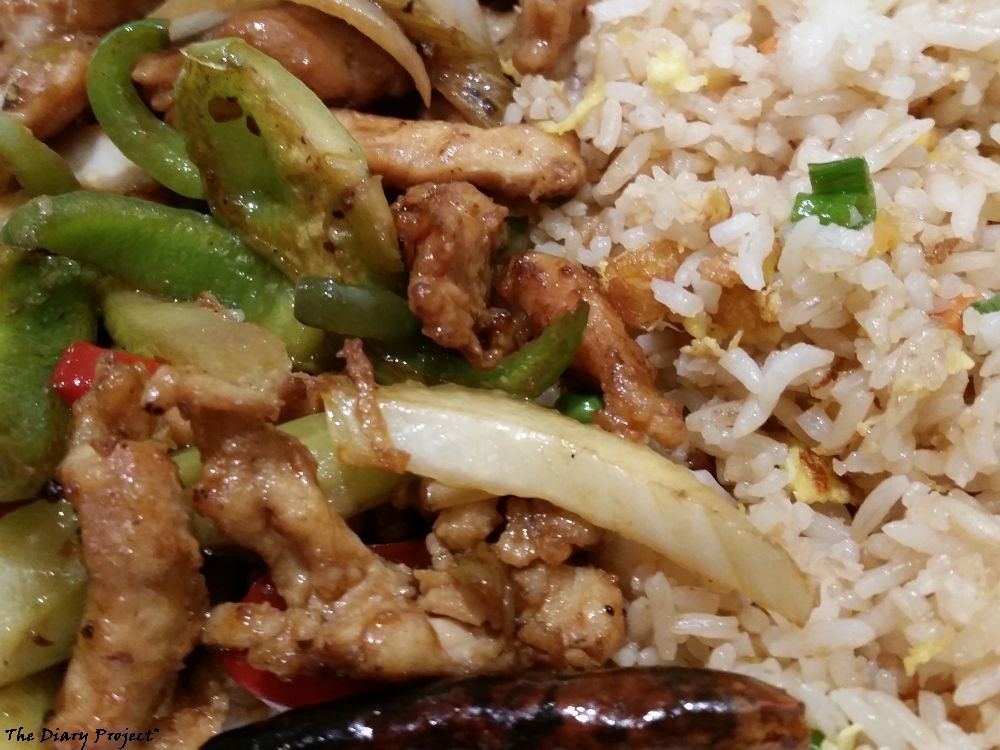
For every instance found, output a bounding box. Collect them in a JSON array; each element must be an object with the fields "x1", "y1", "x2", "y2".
[
  {"x1": 294, "y1": 278, "x2": 421, "y2": 341},
  {"x1": 86, "y1": 19, "x2": 204, "y2": 198},
  {"x1": 103, "y1": 288, "x2": 292, "y2": 389},
  {"x1": 153, "y1": 0, "x2": 433, "y2": 106},
  {"x1": 373, "y1": 303, "x2": 589, "y2": 399},
  {"x1": 324, "y1": 379, "x2": 813, "y2": 623},
  {"x1": 791, "y1": 157, "x2": 876, "y2": 229},
  {"x1": 171, "y1": 413, "x2": 405, "y2": 519},
  {"x1": 0, "y1": 252, "x2": 96, "y2": 502},
  {"x1": 0, "y1": 501, "x2": 85, "y2": 685},
  {"x1": 175, "y1": 38, "x2": 403, "y2": 287},
  {"x1": 0, "y1": 114, "x2": 79, "y2": 197},
  {"x1": 376, "y1": 0, "x2": 514, "y2": 127},
  {"x1": 0, "y1": 192, "x2": 324, "y2": 368},
  {"x1": 0, "y1": 667, "x2": 63, "y2": 748},
  {"x1": 51, "y1": 343, "x2": 161, "y2": 406},
  {"x1": 555, "y1": 391, "x2": 603, "y2": 424}
]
